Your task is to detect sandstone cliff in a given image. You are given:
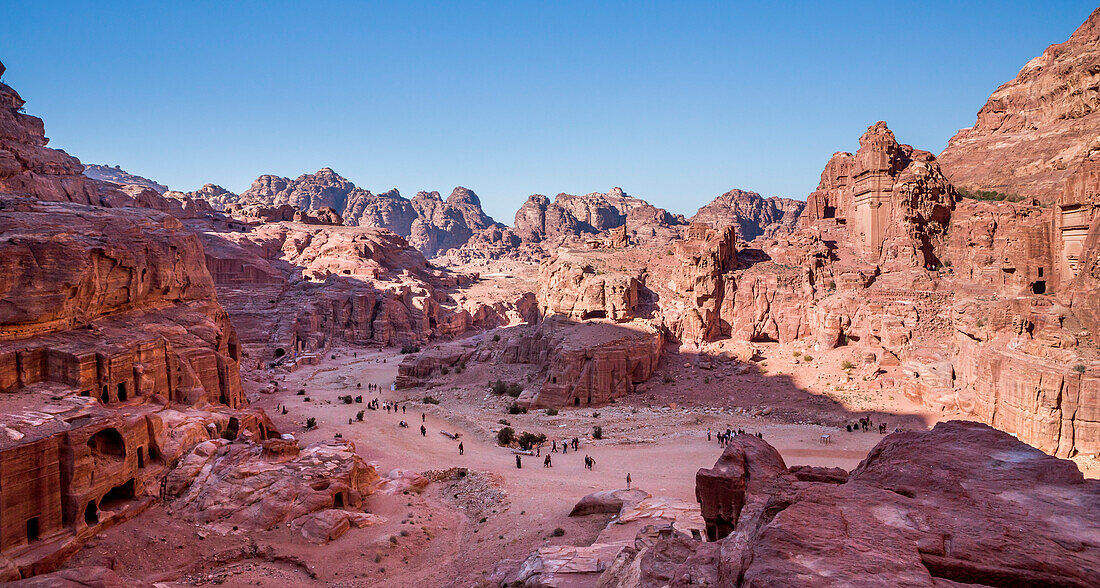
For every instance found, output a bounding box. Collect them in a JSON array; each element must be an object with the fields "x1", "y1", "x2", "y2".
[{"x1": 938, "y1": 7, "x2": 1100, "y2": 201}]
